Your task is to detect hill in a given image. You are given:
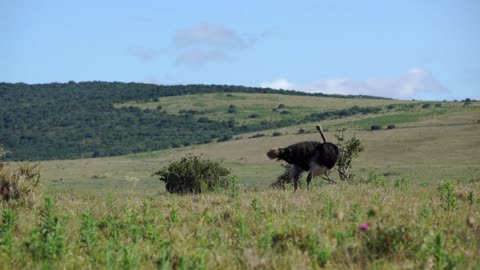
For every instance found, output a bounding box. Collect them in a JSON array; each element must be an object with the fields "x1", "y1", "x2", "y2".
[
  {"x1": 1, "y1": 83, "x2": 479, "y2": 269},
  {"x1": 34, "y1": 101, "x2": 480, "y2": 195},
  {"x1": 1, "y1": 82, "x2": 395, "y2": 161}
]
